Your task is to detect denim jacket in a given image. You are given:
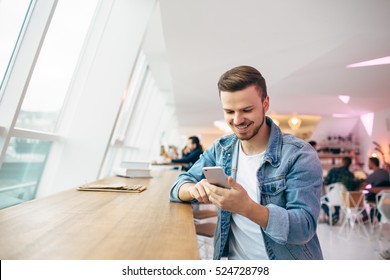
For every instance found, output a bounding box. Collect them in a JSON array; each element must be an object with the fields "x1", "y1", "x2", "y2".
[{"x1": 169, "y1": 117, "x2": 324, "y2": 260}]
